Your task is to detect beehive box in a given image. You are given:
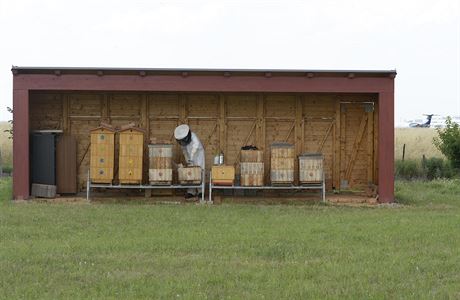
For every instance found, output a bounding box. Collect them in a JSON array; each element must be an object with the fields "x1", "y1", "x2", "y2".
[
  {"x1": 148, "y1": 144, "x2": 173, "y2": 185},
  {"x1": 299, "y1": 153, "x2": 324, "y2": 184},
  {"x1": 118, "y1": 126, "x2": 144, "y2": 184},
  {"x1": 270, "y1": 142, "x2": 295, "y2": 184},
  {"x1": 178, "y1": 166, "x2": 202, "y2": 184},
  {"x1": 240, "y1": 162, "x2": 264, "y2": 186},
  {"x1": 241, "y1": 150, "x2": 264, "y2": 162},
  {"x1": 211, "y1": 165, "x2": 235, "y2": 186},
  {"x1": 90, "y1": 125, "x2": 115, "y2": 184}
]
